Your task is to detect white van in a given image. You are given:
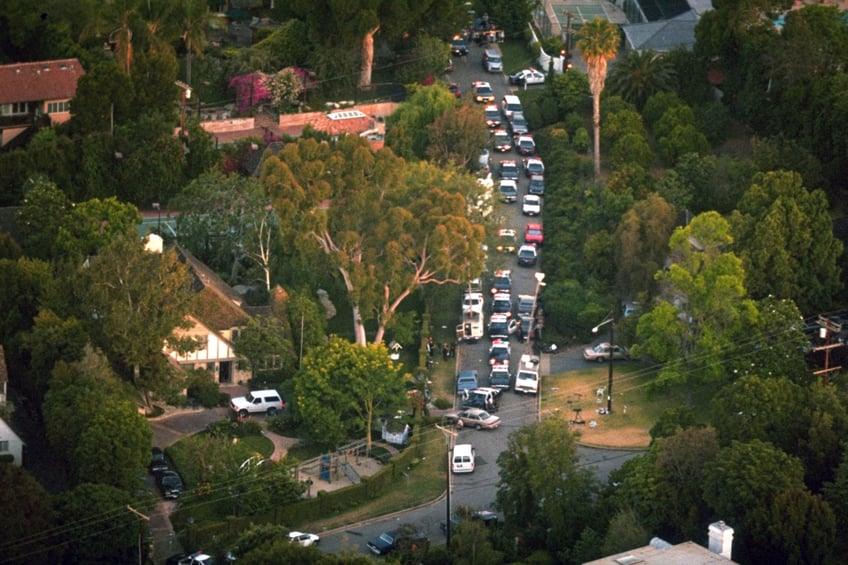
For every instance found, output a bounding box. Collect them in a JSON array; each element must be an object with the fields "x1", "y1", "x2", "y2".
[
  {"x1": 452, "y1": 444, "x2": 476, "y2": 474},
  {"x1": 501, "y1": 95, "x2": 523, "y2": 120}
]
